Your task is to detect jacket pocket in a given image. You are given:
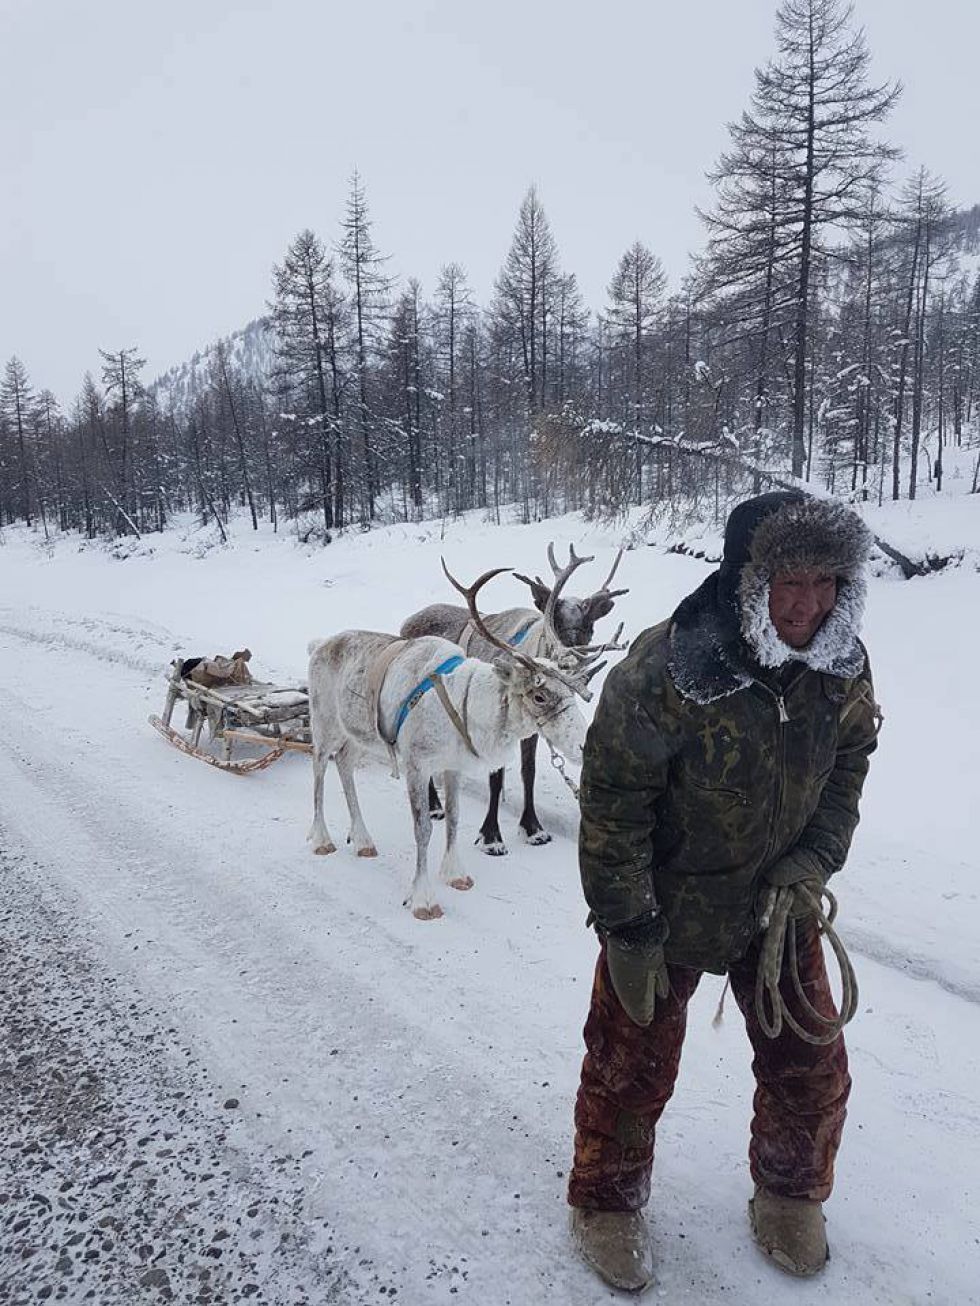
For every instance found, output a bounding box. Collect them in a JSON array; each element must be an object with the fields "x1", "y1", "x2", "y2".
[{"x1": 686, "y1": 775, "x2": 750, "y2": 808}]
